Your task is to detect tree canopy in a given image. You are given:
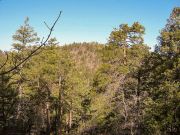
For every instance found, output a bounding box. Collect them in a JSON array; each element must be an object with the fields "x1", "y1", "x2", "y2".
[{"x1": 0, "y1": 7, "x2": 179, "y2": 135}]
